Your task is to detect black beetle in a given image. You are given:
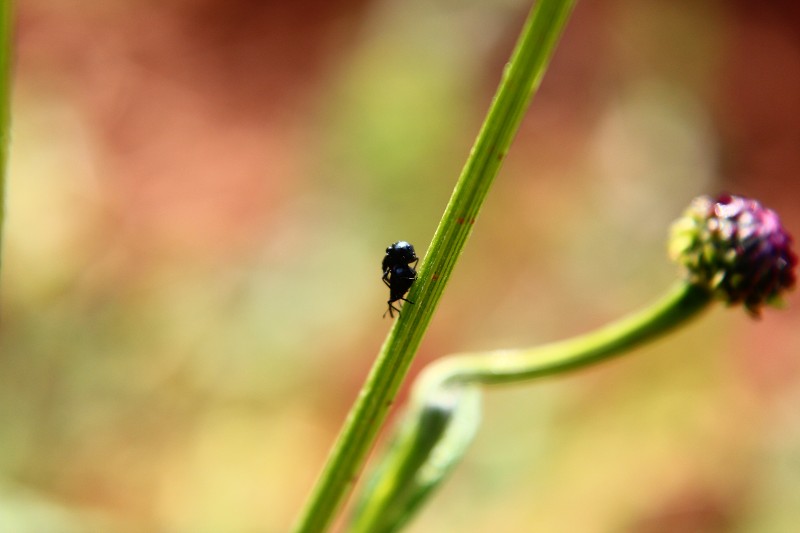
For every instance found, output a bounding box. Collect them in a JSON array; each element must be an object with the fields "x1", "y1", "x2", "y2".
[{"x1": 382, "y1": 241, "x2": 418, "y2": 318}]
